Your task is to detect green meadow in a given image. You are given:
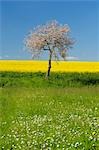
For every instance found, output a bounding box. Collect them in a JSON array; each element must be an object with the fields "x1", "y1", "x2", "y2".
[{"x1": 0, "y1": 72, "x2": 99, "y2": 150}]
